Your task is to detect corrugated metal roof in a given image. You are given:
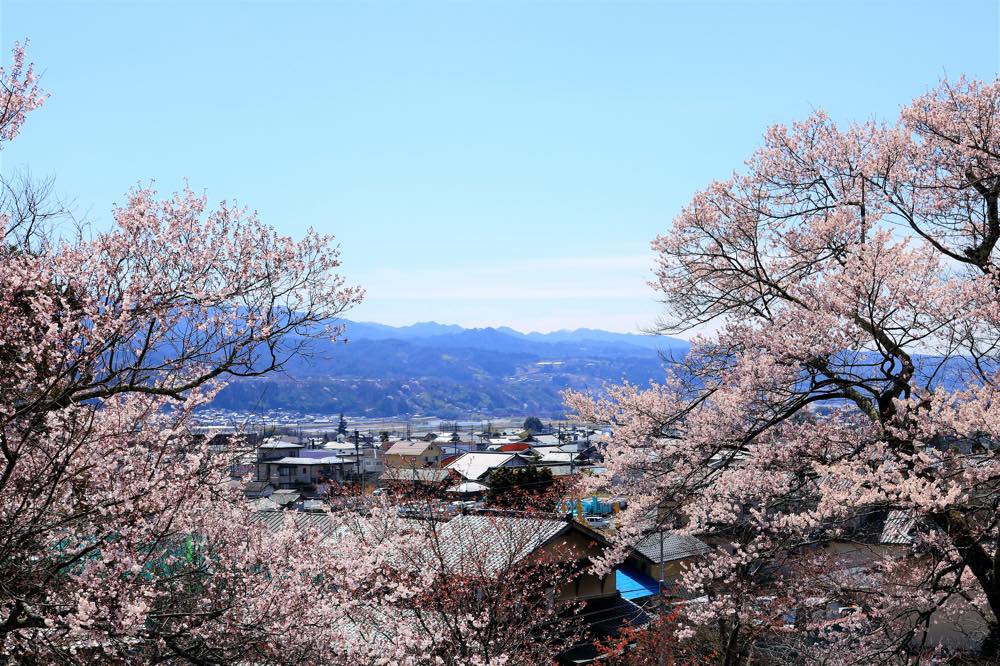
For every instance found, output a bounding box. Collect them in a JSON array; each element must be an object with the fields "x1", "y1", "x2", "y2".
[
  {"x1": 386, "y1": 440, "x2": 435, "y2": 456},
  {"x1": 634, "y1": 532, "x2": 708, "y2": 563},
  {"x1": 269, "y1": 456, "x2": 344, "y2": 465},
  {"x1": 259, "y1": 440, "x2": 304, "y2": 449},
  {"x1": 498, "y1": 443, "x2": 530, "y2": 452},
  {"x1": 445, "y1": 452, "x2": 518, "y2": 481},
  {"x1": 616, "y1": 567, "x2": 660, "y2": 600},
  {"x1": 538, "y1": 451, "x2": 575, "y2": 464},
  {"x1": 446, "y1": 481, "x2": 489, "y2": 493}
]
